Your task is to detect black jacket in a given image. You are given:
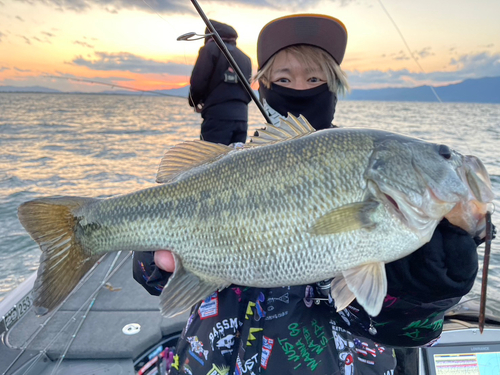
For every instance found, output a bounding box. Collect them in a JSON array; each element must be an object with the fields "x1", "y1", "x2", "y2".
[{"x1": 189, "y1": 21, "x2": 252, "y2": 121}]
